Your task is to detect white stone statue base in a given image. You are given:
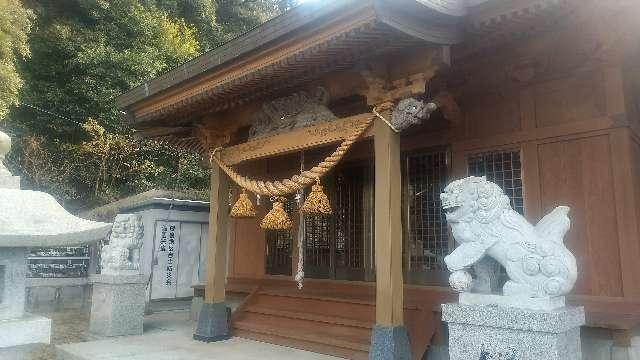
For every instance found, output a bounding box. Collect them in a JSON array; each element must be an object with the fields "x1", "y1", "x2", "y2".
[
  {"x1": 0, "y1": 314, "x2": 51, "y2": 348},
  {"x1": 89, "y1": 274, "x2": 147, "y2": 337},
  {"x1": 442, "y1": 303, "x2": 585, "y2": 360},
  {"x1": 459, "y1": 293, "x2": 566, "y2": 311}
]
